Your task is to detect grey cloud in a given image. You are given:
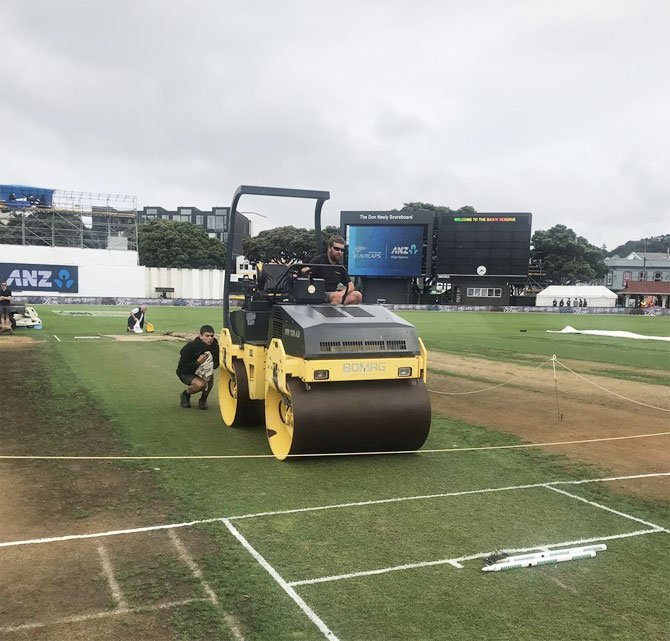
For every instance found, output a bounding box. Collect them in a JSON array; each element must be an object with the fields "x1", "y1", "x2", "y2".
[{"x1": 1, "y1": 0, "x2": 668, "y2": 247}]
